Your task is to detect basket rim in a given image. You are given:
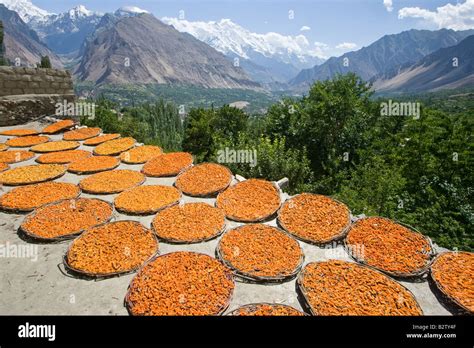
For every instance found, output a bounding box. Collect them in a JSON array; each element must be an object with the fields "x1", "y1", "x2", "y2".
[
  {"x1": 227, "y1": 302, "x2": 308, "y2": 316},
  {"x1": 151, "y1": 202, "x2": 226, "y2": 244},
  {"x1": 124, "y1": 251, "x2": 235, "y2": 316},
  {"x1": 215, "y1": 223, "x2": 305, "y2": 283},
  {"x1": 429, "y1": 251, "x2": 474, "y2": 314},
  {"x1": 64, "y1": 220, "x2": 159, "y2": 279},
  {"x1": 215, "y1": 179, "x2": 282, "y2": 223},
  {"x1": 343, "y1": 215, "x2": 436, "y2": 278},
  {"x1": 174, "y1": 162, "x2": 233, "y2": 198},
  {"x1": 277, "y1": 193, "x2": 352, "y2": 245},
  {"x1": 114, "y1": 185, "x2": 182, "y2": 216},
  {"x1": 297, "y1": 259, "x2": 424, "y2": 316},
  {"x1": 19, "y1": 197, "x2": 114, "y2": 242}
]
